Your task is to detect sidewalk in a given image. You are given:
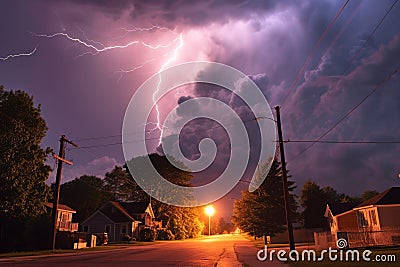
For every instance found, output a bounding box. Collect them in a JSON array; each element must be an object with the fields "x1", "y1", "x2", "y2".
[{"x1": 234, "y1": 241, "x2": 287, "y2": 266}]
